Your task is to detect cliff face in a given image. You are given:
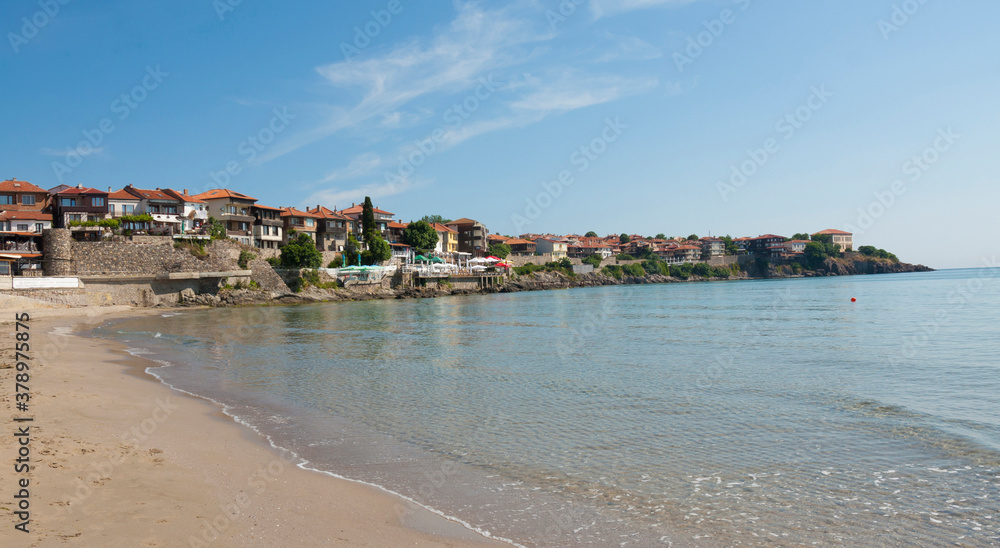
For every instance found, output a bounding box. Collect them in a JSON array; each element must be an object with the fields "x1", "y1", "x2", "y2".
[{"x1": 816, "y1": 257, "x2": 933, "y2": 276}]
